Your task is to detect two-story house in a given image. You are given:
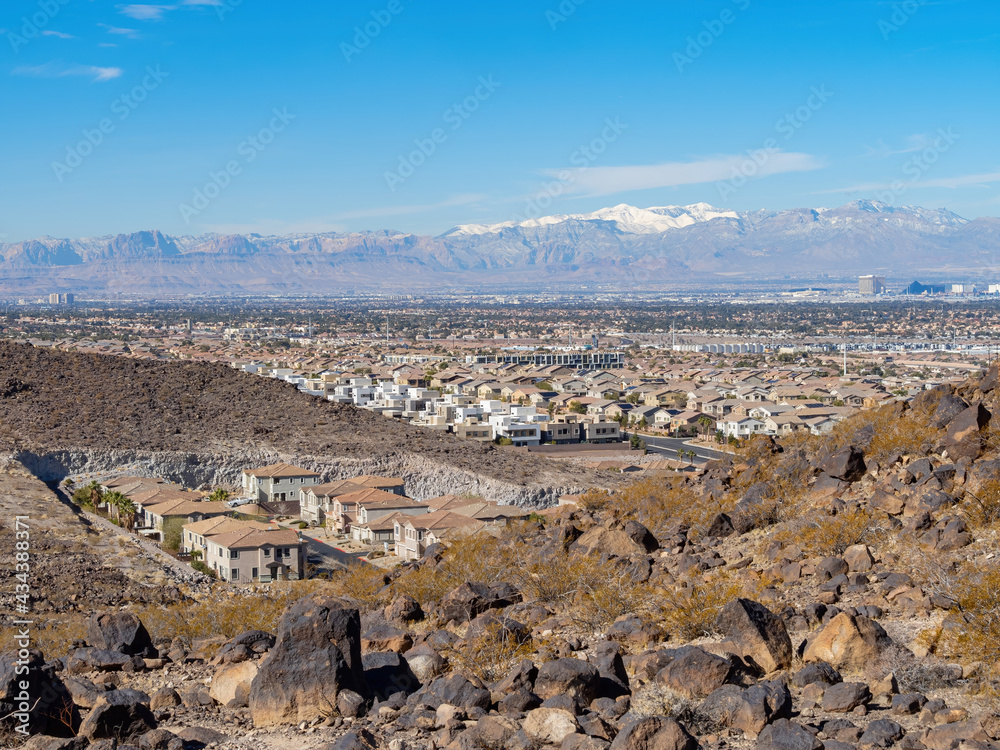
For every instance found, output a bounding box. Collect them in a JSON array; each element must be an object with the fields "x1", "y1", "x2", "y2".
[
  {"x1": 204, "y1": 526, "x2": 306, "y2": 583},
  {"x1": 242, "y1": 463, "x2": 320, "y2": 503}
]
